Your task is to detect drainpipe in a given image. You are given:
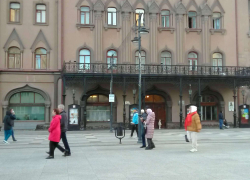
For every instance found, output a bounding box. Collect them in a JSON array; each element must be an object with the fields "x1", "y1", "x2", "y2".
[{"x1": 61, "y1": 0, "x2": 64, "y2": 104}]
